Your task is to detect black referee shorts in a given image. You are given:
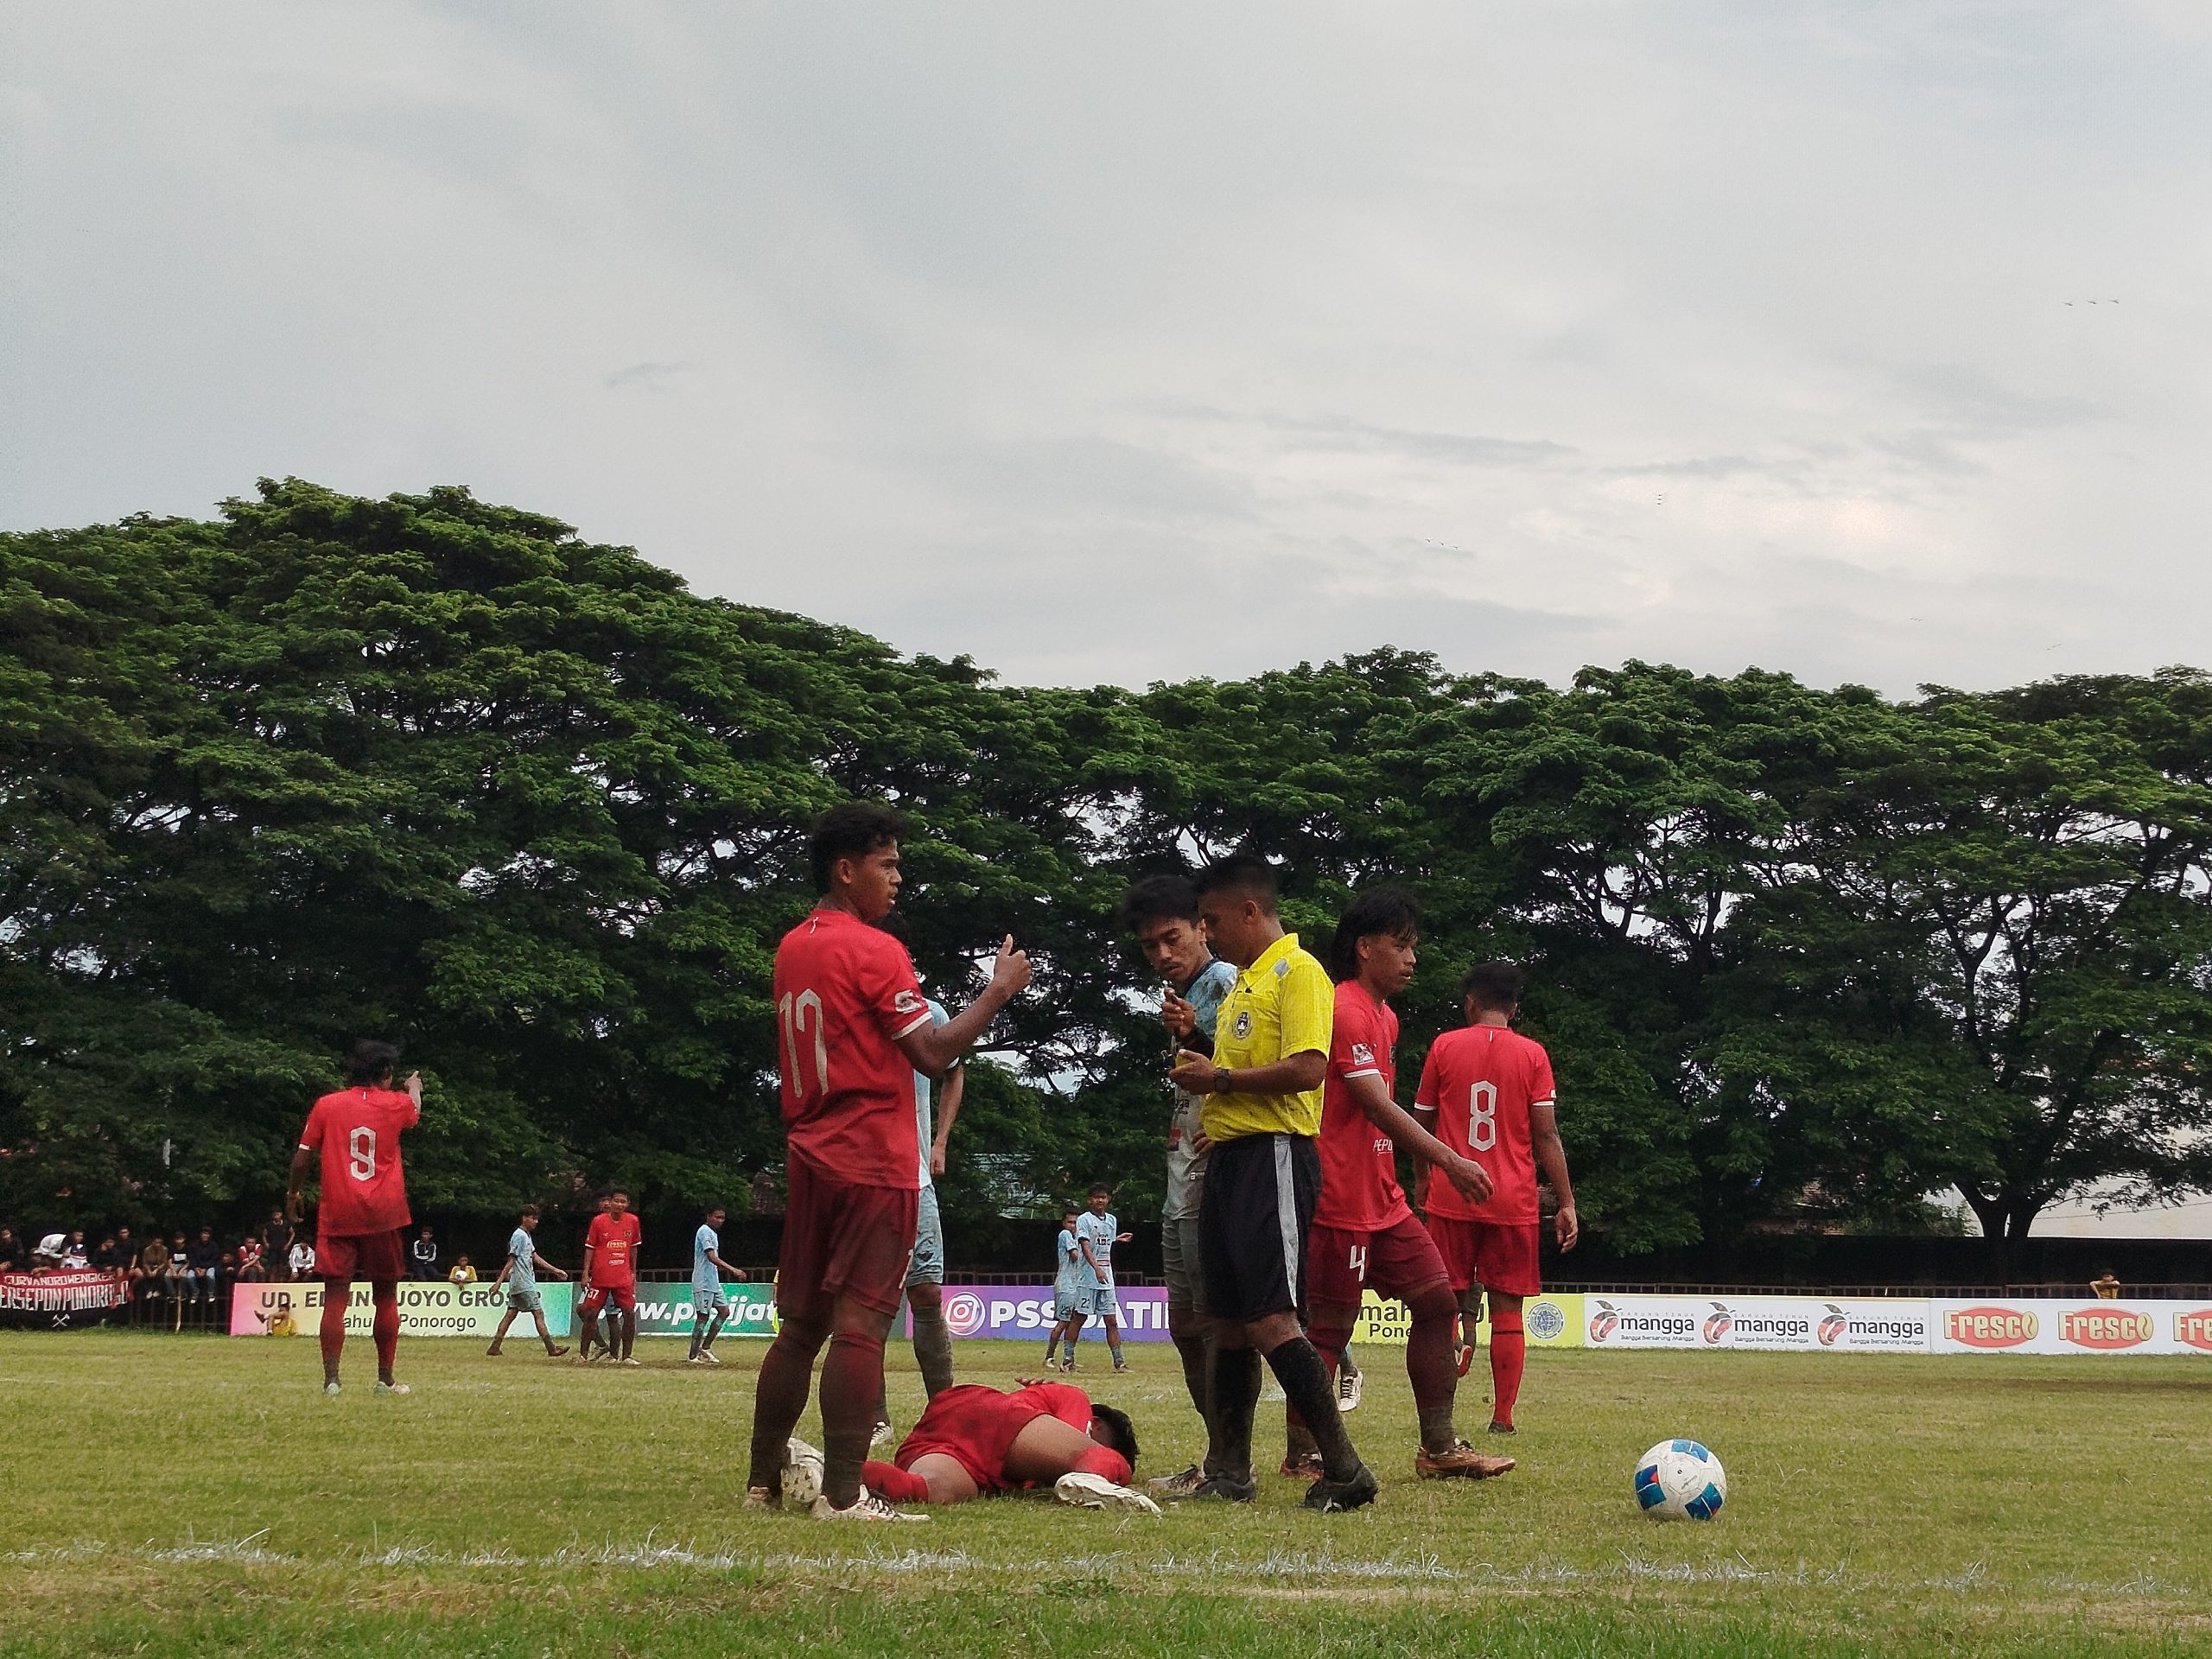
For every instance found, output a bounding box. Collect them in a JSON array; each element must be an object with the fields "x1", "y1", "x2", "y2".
[{"x1": 1198, "y1": 1132, "x2": 1319, "y2": 1323}]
